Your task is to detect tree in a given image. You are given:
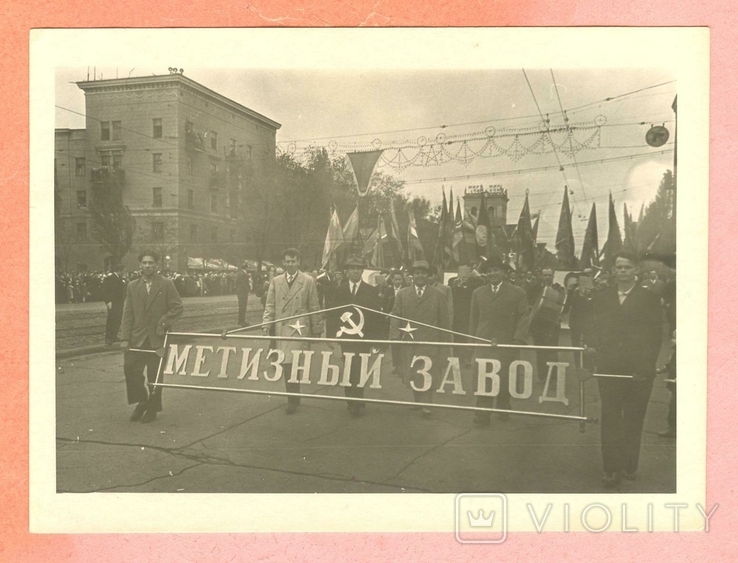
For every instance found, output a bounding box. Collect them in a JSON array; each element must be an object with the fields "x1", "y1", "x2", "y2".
[
  {"x1": 637, "y1": 169, "x2": 675, "y2": 255},
  {"x1": 88, "y1": 168, "x2": 135, "y2": 266}
]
